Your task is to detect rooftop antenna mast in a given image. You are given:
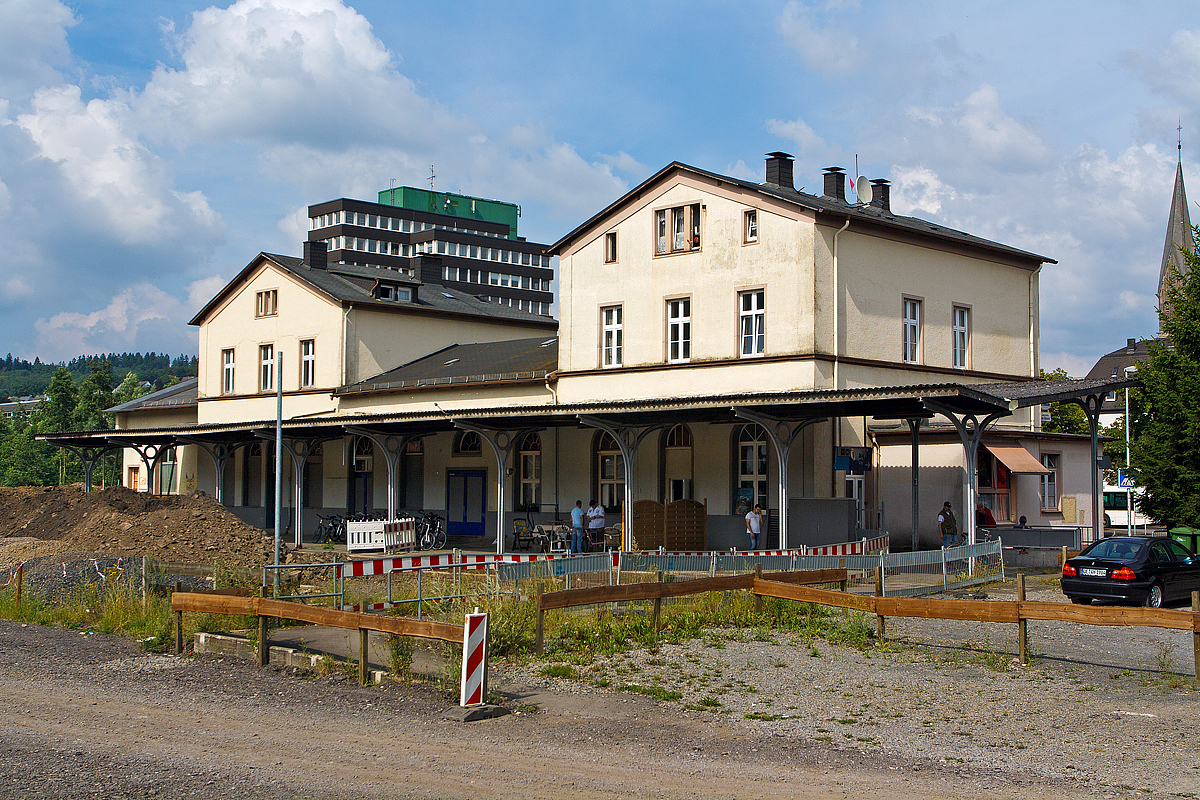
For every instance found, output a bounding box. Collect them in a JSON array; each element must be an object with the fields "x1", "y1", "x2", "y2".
[
  {"x1": 1179, "y1": 120, "x2": 1183, "y2": 163},
  {"x1": 429, "y1": 165, "x2": 436, "y2": 190}
]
